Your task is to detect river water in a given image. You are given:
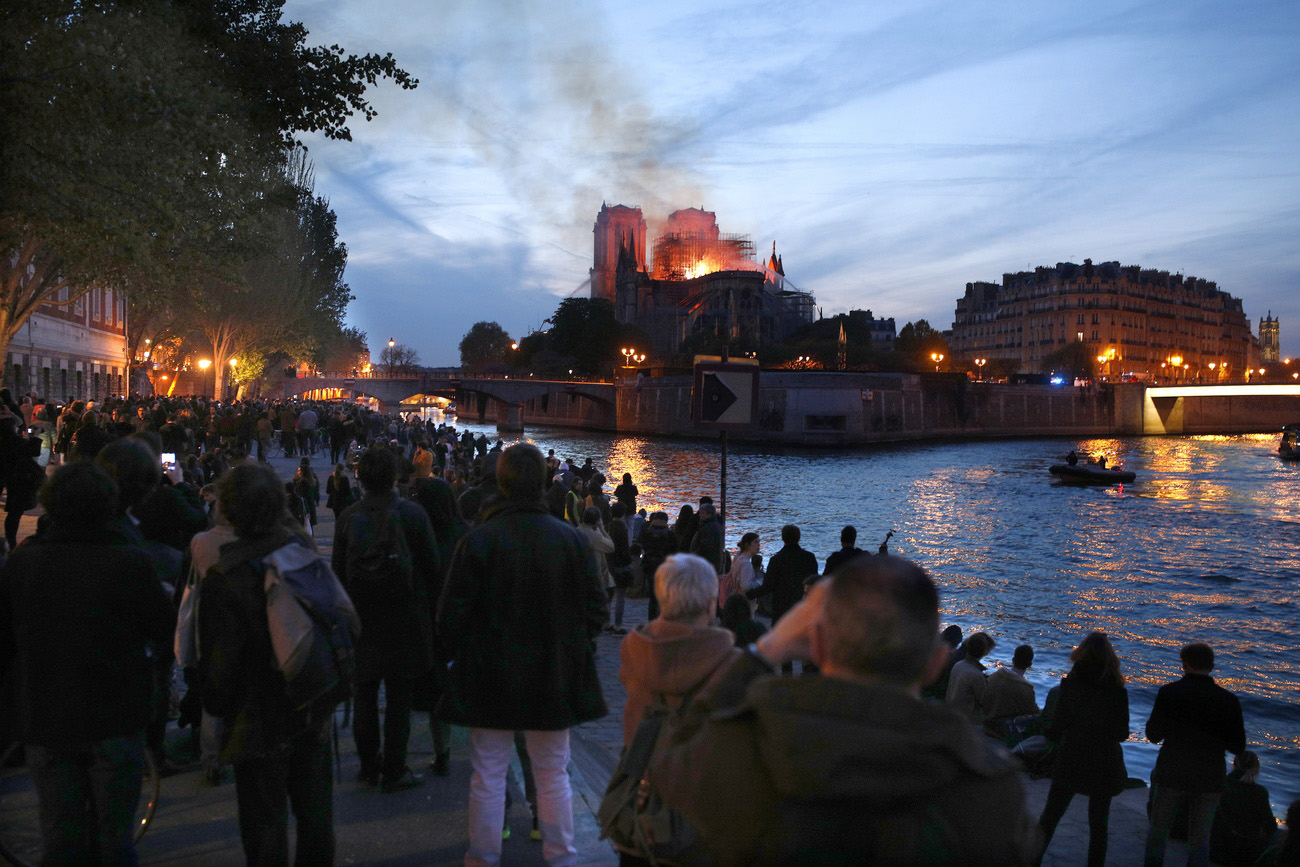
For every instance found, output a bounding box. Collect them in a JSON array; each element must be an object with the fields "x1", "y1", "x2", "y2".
[{"x1": 443, "y1": 413, "x2": 1299, "y2": 816}]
